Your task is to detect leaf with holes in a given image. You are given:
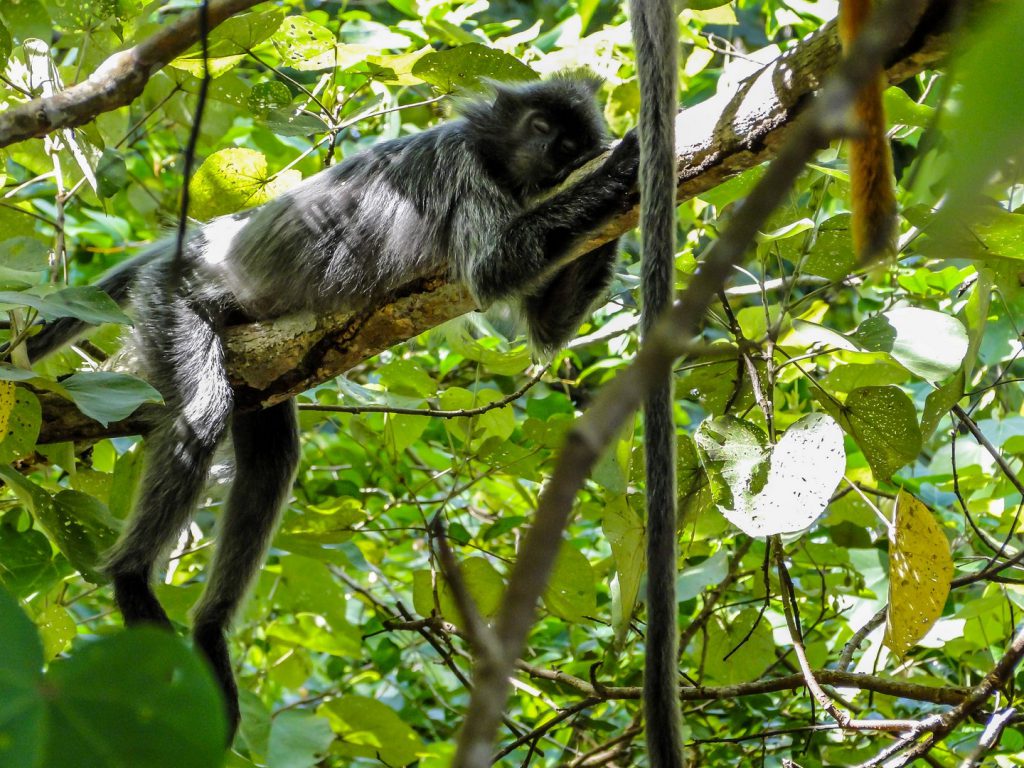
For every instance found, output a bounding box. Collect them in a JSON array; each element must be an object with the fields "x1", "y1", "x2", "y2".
[
  {"x1": 412, "y1": 44, "x2": 537, "y2": 92},
  {"x1": 818, "y1": 385, "x2": 921, "y2": 482},
  {"x1": 884, "y1": 491, "x2": 953, "y2": 657},
  {"x1": 0, "y1": 380, "x2": 14, "y2": 439},
  {"x1": 695, "y1": 413, "x2": 845, "y2": 537}
]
